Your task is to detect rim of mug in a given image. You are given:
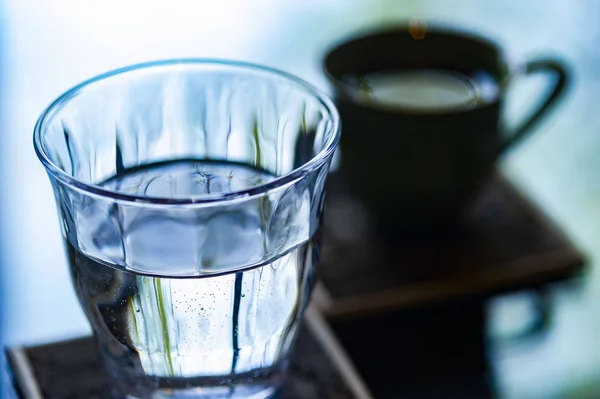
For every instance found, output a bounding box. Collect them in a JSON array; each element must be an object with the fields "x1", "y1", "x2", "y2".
[
  {"x1": 34, "y1": 59, "x2": 341, "y2": 206},
  {"x1": 322, "y1": 24, "x2": 512, "y2": 115}
]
